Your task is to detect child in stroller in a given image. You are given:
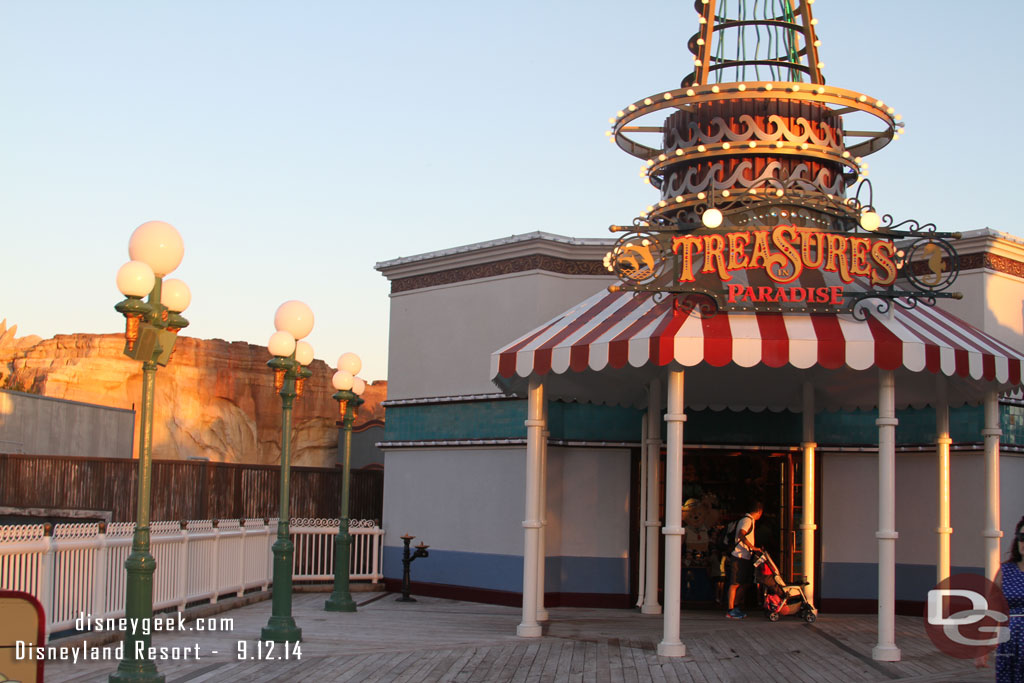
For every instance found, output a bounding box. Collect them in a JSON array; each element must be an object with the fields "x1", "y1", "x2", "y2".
[{"x1": 754, "y1": 550, "x2": 818, "y2": 622}]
